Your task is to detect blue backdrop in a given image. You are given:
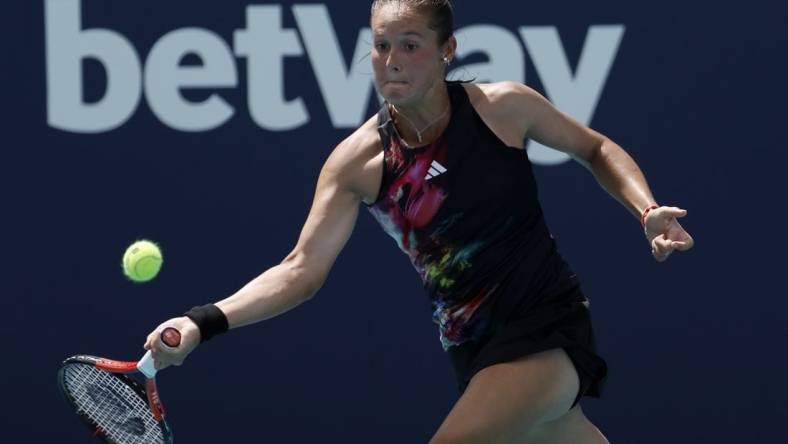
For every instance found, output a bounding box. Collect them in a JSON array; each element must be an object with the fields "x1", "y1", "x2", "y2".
[{"x1": 4, "y1": 1, "x2": 787, "y2": 442}]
